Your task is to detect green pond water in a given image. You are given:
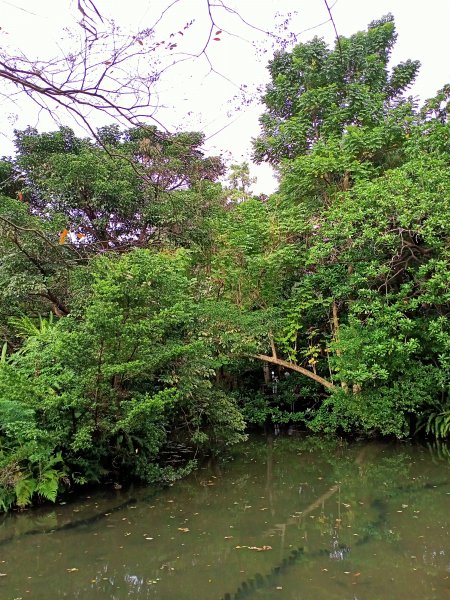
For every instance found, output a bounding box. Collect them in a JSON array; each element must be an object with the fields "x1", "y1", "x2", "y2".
[{"x1": 0, "y1": 436, "x2": 449, "y2": 600}]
